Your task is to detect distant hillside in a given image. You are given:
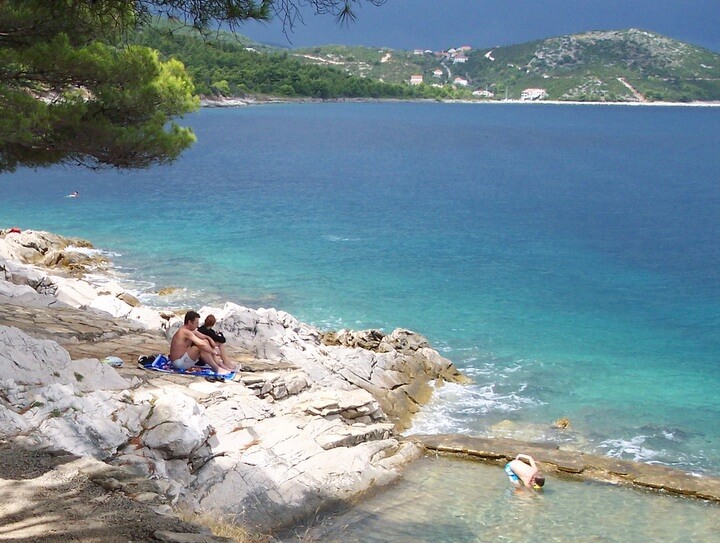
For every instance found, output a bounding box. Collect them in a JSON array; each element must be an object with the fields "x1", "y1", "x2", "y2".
[
  {"x1": 129, "y1": 22, "x2": 462, "y2": 100},
  {"x1": 295, "y1": 29, "x2": 720, "y2": 102}
]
